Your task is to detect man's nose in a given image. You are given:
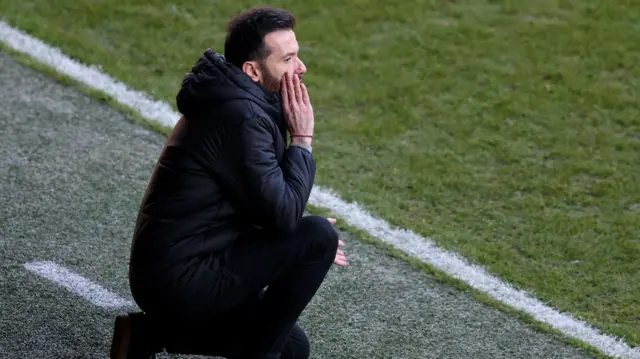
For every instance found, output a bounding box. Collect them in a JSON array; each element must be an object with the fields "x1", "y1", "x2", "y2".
[{"x1": 296, "y1": 58, "x2": 307, "y2": 75}]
